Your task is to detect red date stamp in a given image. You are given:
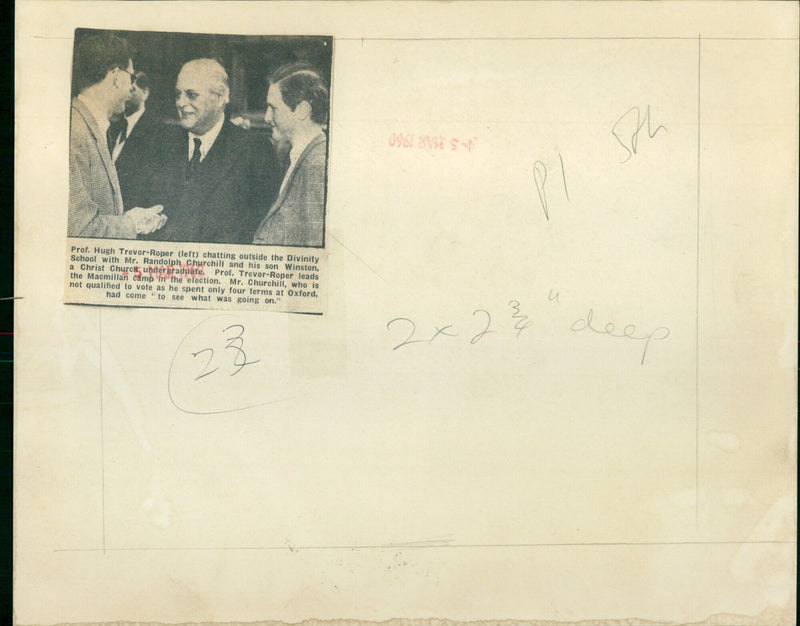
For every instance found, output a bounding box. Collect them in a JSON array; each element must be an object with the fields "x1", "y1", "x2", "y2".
[
  {"x1": 120, "y1": 263, "x2": 205, "y2": 281},
  {"x1": 389, "y1": 132, "x2": 478, "y2": 152}
]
